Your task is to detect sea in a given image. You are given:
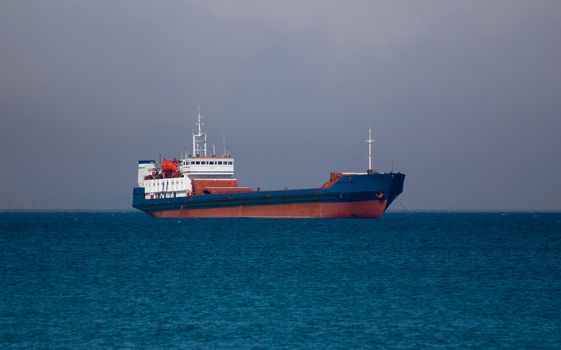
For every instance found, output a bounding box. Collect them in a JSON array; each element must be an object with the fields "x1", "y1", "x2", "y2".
[{"x1": 1, "y1": 212, "x2": 560, "y2": 349}]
